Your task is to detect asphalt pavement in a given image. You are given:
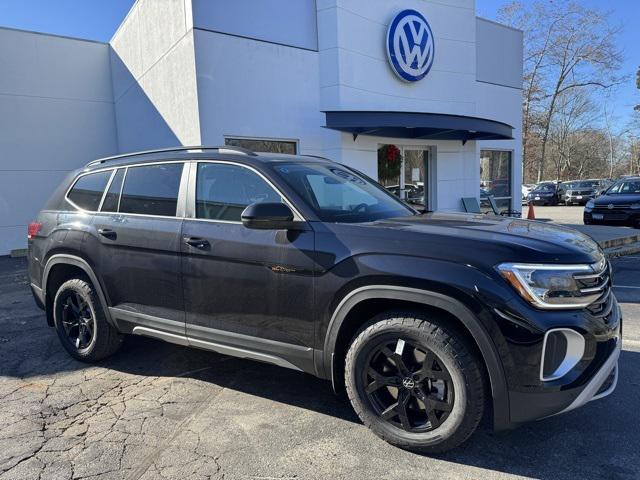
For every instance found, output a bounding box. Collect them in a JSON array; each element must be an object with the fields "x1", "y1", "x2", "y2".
[{"x1": 0, "y1": 256, "x2": 639, "y2": 480}]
